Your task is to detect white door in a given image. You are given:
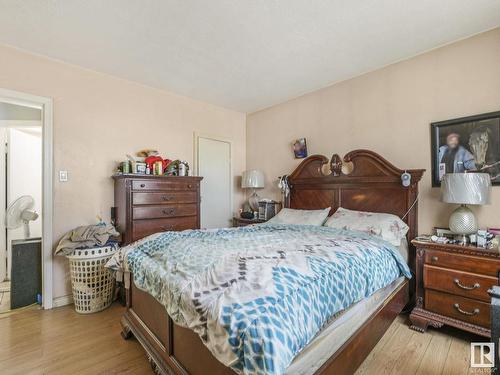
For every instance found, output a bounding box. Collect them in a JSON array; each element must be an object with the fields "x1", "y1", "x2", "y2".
[{"x1": 197, "y1": 137, "x2": 231, "y2": 229}]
